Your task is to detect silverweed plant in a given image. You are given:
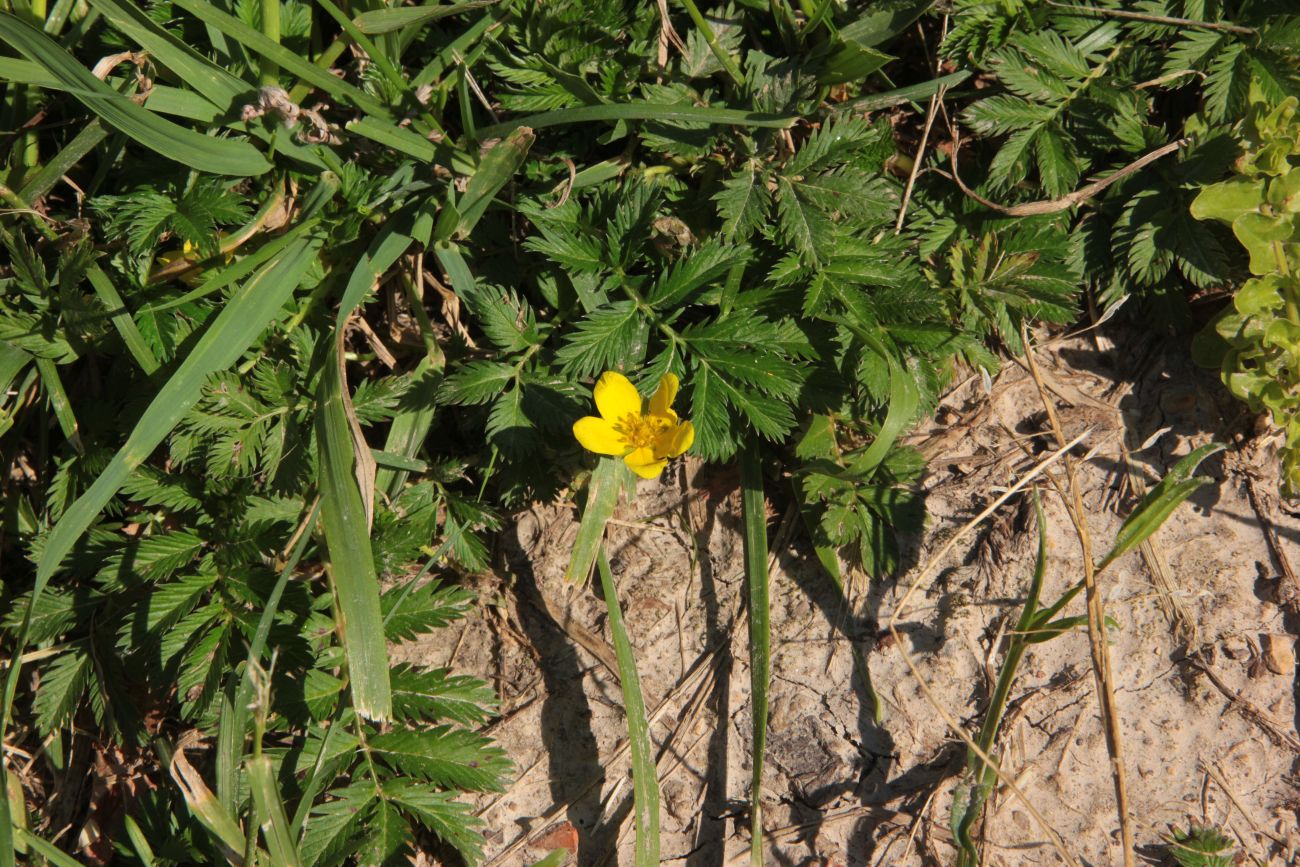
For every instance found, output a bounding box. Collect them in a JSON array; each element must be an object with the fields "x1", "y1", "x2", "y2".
[{"x1": 0, "y1": 0, "x2": 1295, "y2": 864}]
